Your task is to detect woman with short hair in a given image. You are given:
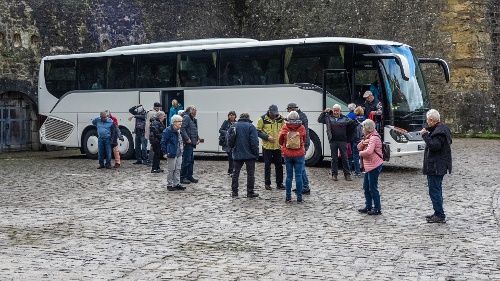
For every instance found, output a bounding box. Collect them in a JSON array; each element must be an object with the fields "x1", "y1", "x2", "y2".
[
  {"x1": 357, "y1": 119, "x2": 384, "y2": 215},
  {"x1": 219, "y1": 111, "x2": 237, "y2": 176}
]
